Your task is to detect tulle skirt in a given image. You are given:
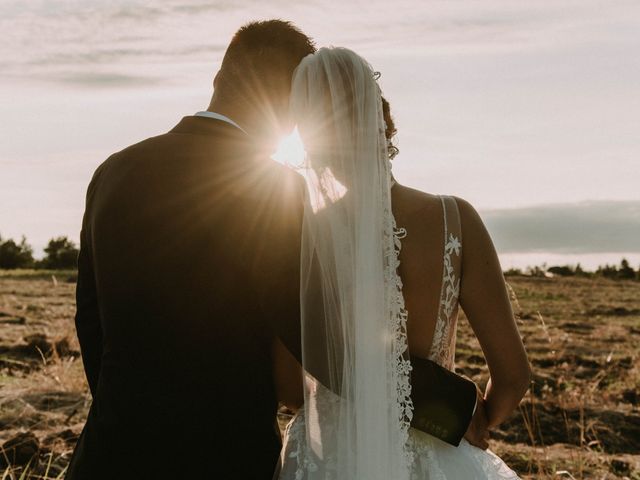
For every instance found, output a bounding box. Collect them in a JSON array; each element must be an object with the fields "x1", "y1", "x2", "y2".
[
  {"x1": 278, "y1": 415, "x2": 520, "y2": 480},
  {"x1": 406, "y1": 428, "x2": 520, "y2": 479}
]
